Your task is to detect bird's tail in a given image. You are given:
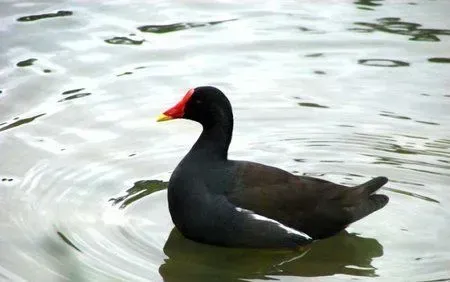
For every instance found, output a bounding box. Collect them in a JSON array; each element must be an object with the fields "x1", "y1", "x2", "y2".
[
  {"x1": 356, "y1": 176, "x2": 388, "y2": 195},
  {"x1": 351, "y1": 177, "x2": 389, "y2": 222}
]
